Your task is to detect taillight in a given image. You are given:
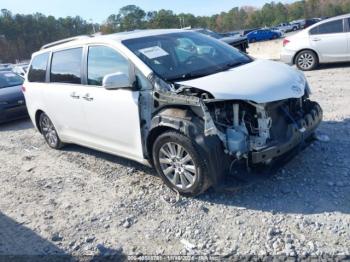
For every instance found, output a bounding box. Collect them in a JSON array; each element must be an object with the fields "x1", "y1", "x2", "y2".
[
  {"x1": 21, "y1": 85, "x2": 26, "y2": 92},
  {"x1": 283, "y1": 39, "x2": 290, "y2": 47}
]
